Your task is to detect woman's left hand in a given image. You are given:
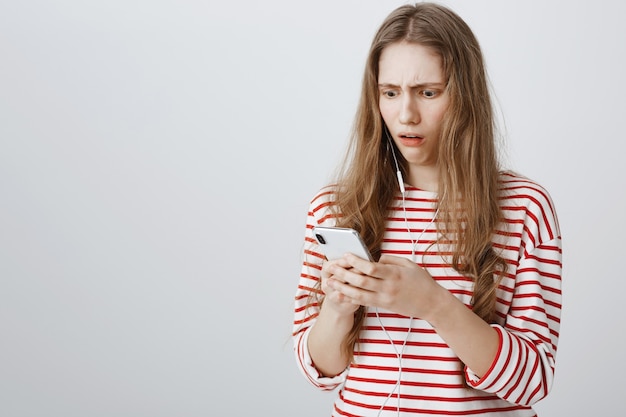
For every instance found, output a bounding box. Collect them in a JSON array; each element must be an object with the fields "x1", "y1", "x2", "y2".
[{"x1": 324, "y1": 253, "x2": 446, "y2": 320}]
